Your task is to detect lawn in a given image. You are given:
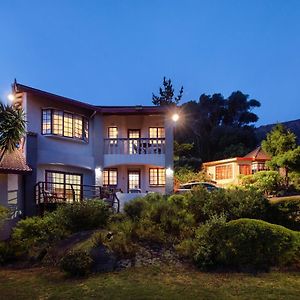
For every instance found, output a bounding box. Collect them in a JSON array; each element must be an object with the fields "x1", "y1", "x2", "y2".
[{"x1": 0, "y1": 266, "x2": 299, "y2": 300}]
